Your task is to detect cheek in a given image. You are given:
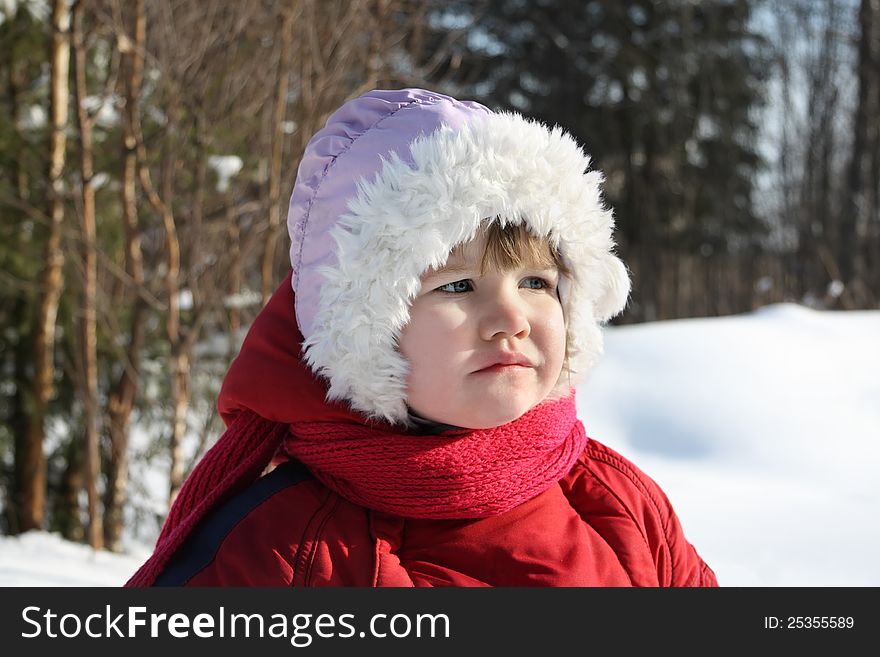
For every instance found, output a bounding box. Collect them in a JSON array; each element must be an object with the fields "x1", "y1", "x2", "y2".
[
  {"x1": 540, "y1": 304, "x2": 568, "y2": 383},
  {"x1": 398, "y1": 305, "x2": 462, "y2": 368},
  {"x1": 536, "y1": 302, "x2": 567, "y2": 365}
]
